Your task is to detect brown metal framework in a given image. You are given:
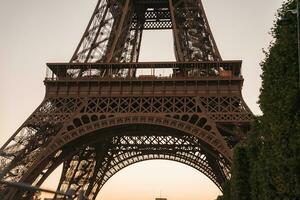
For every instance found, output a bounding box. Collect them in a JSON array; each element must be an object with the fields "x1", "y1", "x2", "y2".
[
  {"x1": 70, "y1": 0, "x2": 221, "y2": 64},
  {"x1": 0, "y1": 0, "x2": 253, "y2": 199}
]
